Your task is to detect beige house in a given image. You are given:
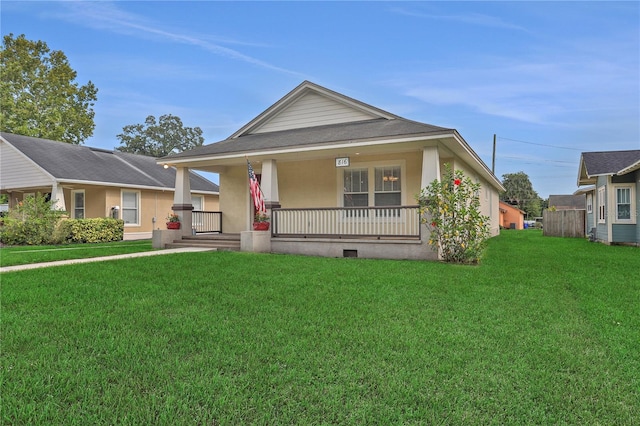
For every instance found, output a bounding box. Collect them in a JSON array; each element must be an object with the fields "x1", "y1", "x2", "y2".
[
  {"x1": 1, "y1": 132, "x2": 219, "y2": 240},
  {"x1": 159, "y1": 81, "x2": 504, "y2": 260}
]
